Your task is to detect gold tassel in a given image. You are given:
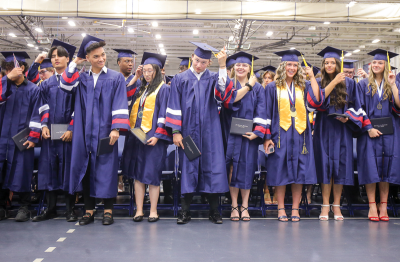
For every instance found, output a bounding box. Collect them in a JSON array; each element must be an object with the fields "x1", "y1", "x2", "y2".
[
  {"x1": 251, "y1": 56, "x2": 254, "y2": 77},
  {"x1": 278, "y1": 137, "x2": 281, "y2": 149},
  {"x1": 301, "y1": 131, "x2": 308, "y2": 154},
  {"x1": 188, "y1": 58, "x2": 191, "y2": 69}
]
